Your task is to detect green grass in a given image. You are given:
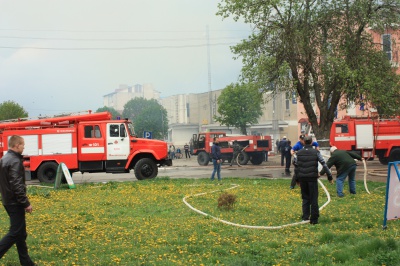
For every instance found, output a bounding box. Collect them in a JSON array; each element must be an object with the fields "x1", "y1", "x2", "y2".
[{"x1": 0, "y1": 178, "x2": 398, "y2": 265}]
